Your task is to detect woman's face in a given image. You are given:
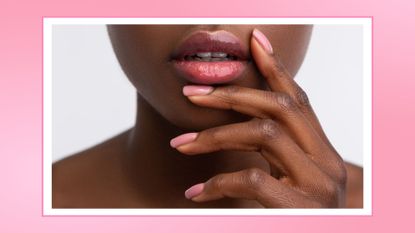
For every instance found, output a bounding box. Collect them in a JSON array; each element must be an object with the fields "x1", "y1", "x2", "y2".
[{"x1": 107, "y1": 25, "x2": 313, "y2": 130}]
